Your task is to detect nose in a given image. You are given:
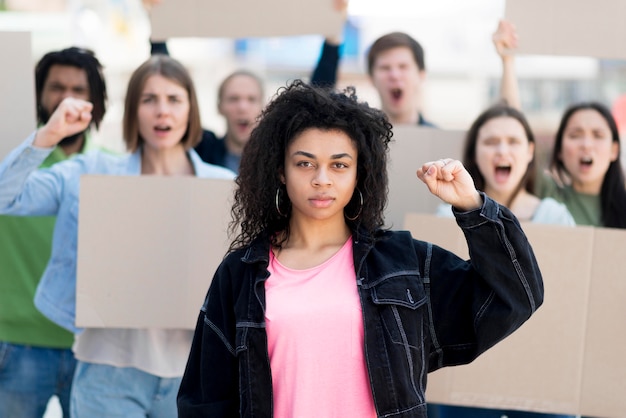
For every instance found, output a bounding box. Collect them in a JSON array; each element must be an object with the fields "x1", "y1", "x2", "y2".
[
  {"x1": 156, "y1": 99, "x2": 170, "y2": 115},
  {"x1": 580, "y1": 136, "x2": 593, "y2": 149},
  {"x1": 388, "y1": 67, "x2": 401, "y2": 80},
  {"x1": 61, "y1": 89, "x2": 74, "y2": 100},
  {"x1": 312, "y1": 167, "x2": 332, "y2": 186},
  {"x1": 495, "y1": 142, "x2": 510, "y2": 154}
]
